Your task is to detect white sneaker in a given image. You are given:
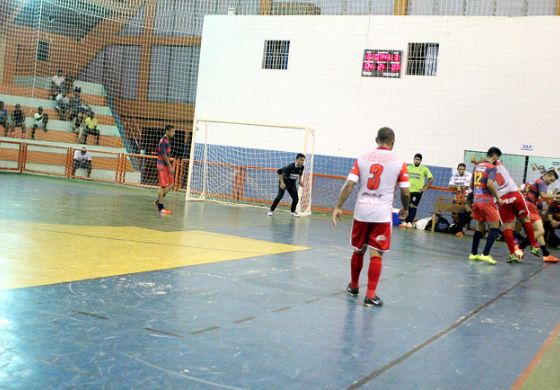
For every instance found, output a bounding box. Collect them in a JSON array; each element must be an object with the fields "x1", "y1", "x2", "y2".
[
  {"x1": 407, "y1": 222, "x2": 413, "y2": 228},
  {"x1": 290, "y1": 212, "x2": 298, "y2": 217},
  {"x1": 267, "y1": 211, "x2": 273, "y2": 216}
]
